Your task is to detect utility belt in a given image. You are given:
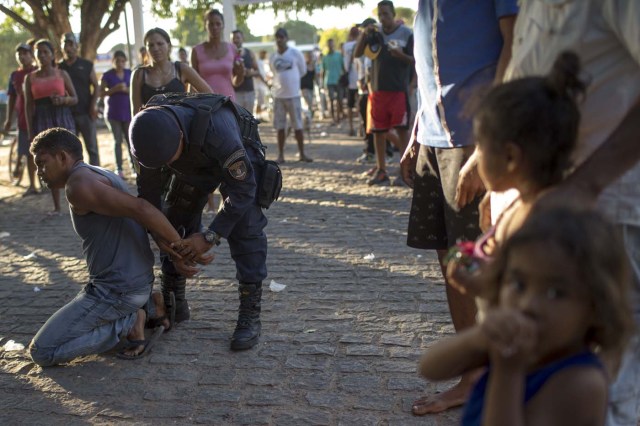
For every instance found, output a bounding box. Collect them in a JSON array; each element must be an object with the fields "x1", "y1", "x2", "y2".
[{"x1": 163, "y1": 174, "x2": 209, "y2": 213}]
